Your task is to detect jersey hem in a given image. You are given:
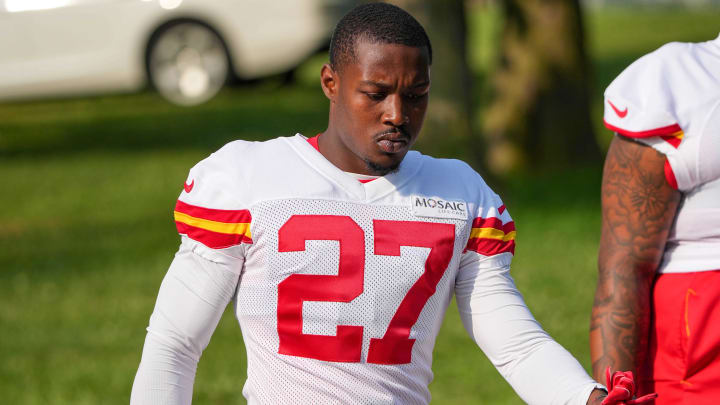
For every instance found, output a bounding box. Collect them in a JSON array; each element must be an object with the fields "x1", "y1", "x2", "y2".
[{"x1": 603, "y1": 119, "x2": 681, "y2": 138}]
